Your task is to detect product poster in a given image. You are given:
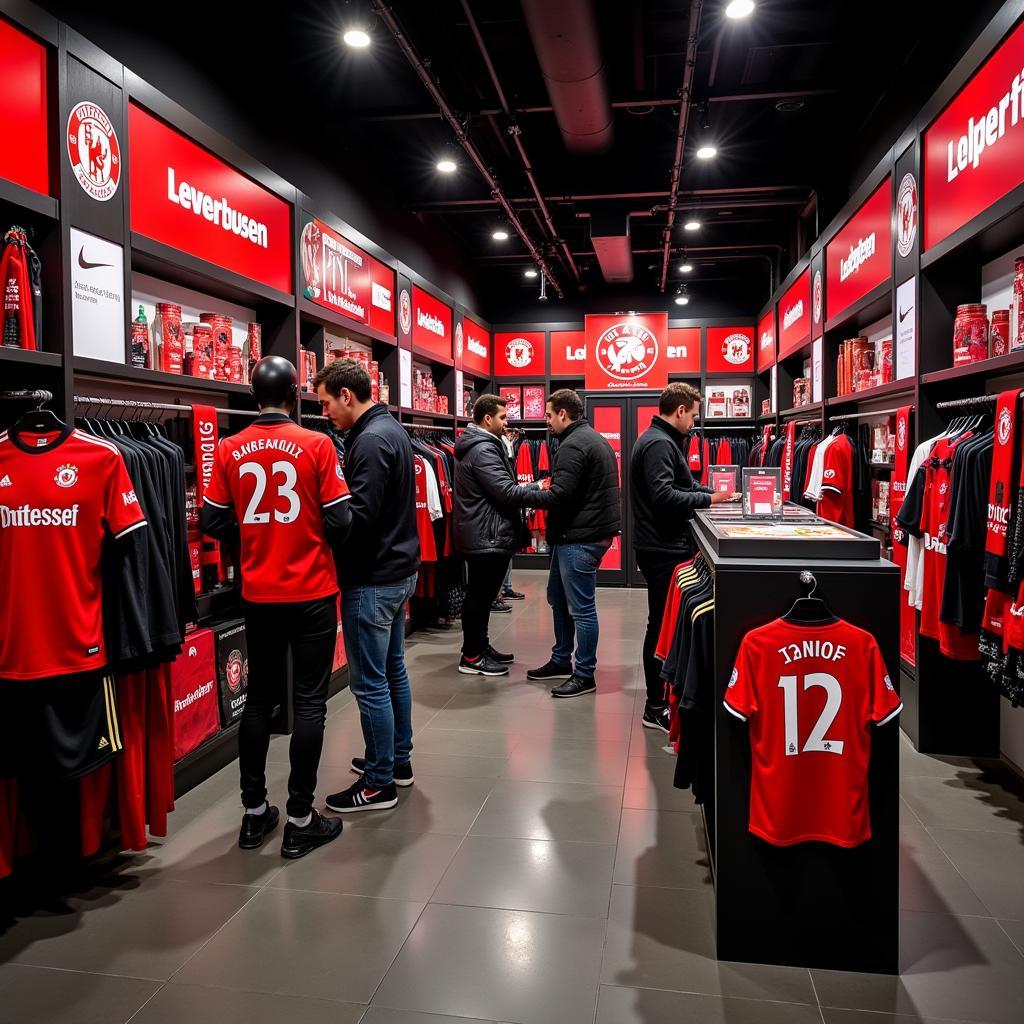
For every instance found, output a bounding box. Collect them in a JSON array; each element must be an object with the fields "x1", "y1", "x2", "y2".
[
  {"x1": 750, "y1": 476, "x2": 777, "y2": 515},
  {"x1": 811, "y1": 338, "x2": 823, "y2": 403},
  {"x1": 70, "y1": 227, "x2": 125, "y2": 362},
  {"x1": 770, "y1": 364, "x2": 778, "y2": 413},
  {"x1": 522, "y1": 385, "x2": 546, "y2": 420},
  {"x1": 743, "y1": 467, "x2": 783, "y2": 518},
  {"x1": 399, "y1": 349, "x2": 412, "y2": 408},
  {"x1": 584, "y1": 312, "x2": 668, "y2": 390},
  {"x1": 710, "y1": 466, "x2": 738, "y2": 493},
  {"x1": 896, "y1": 277, "x2": 916, "y2": 380},
  {"x1": 455, "y1": 370, "x2": 464, "y2": 415},
  {"x1": 500, "y1": 386, "x2": 522, "y2": 420}
]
